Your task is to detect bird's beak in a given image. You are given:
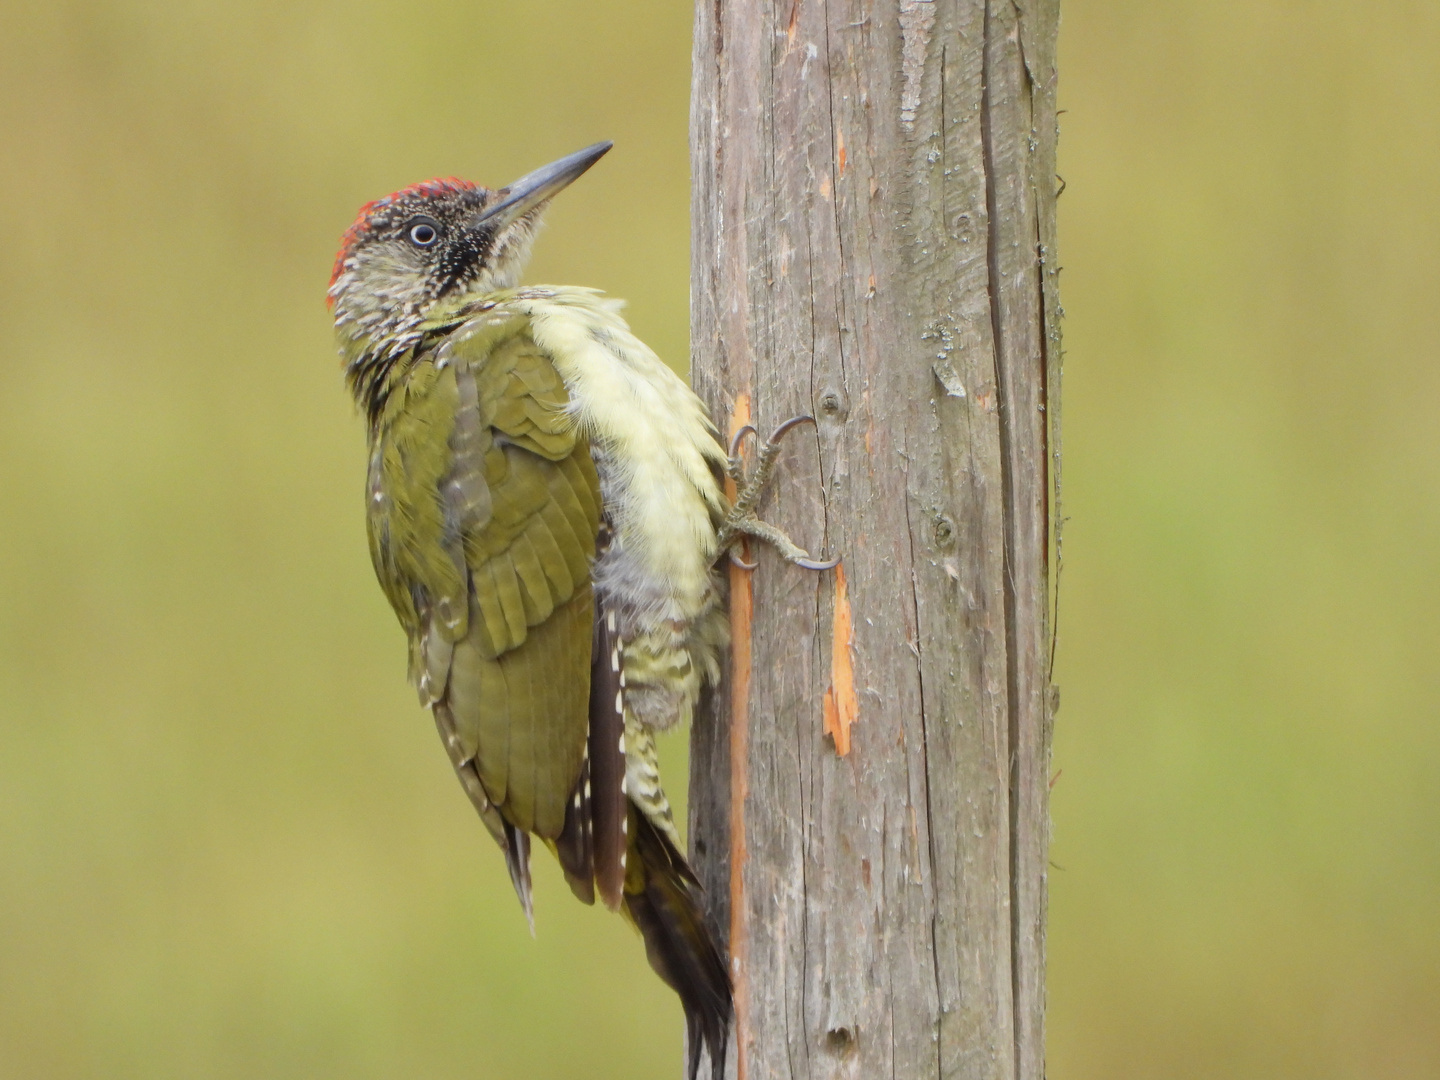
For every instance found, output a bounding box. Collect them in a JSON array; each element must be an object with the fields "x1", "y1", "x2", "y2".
[{"x1": 471, "y1": 141, "x2": 613, "y2": 231}]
